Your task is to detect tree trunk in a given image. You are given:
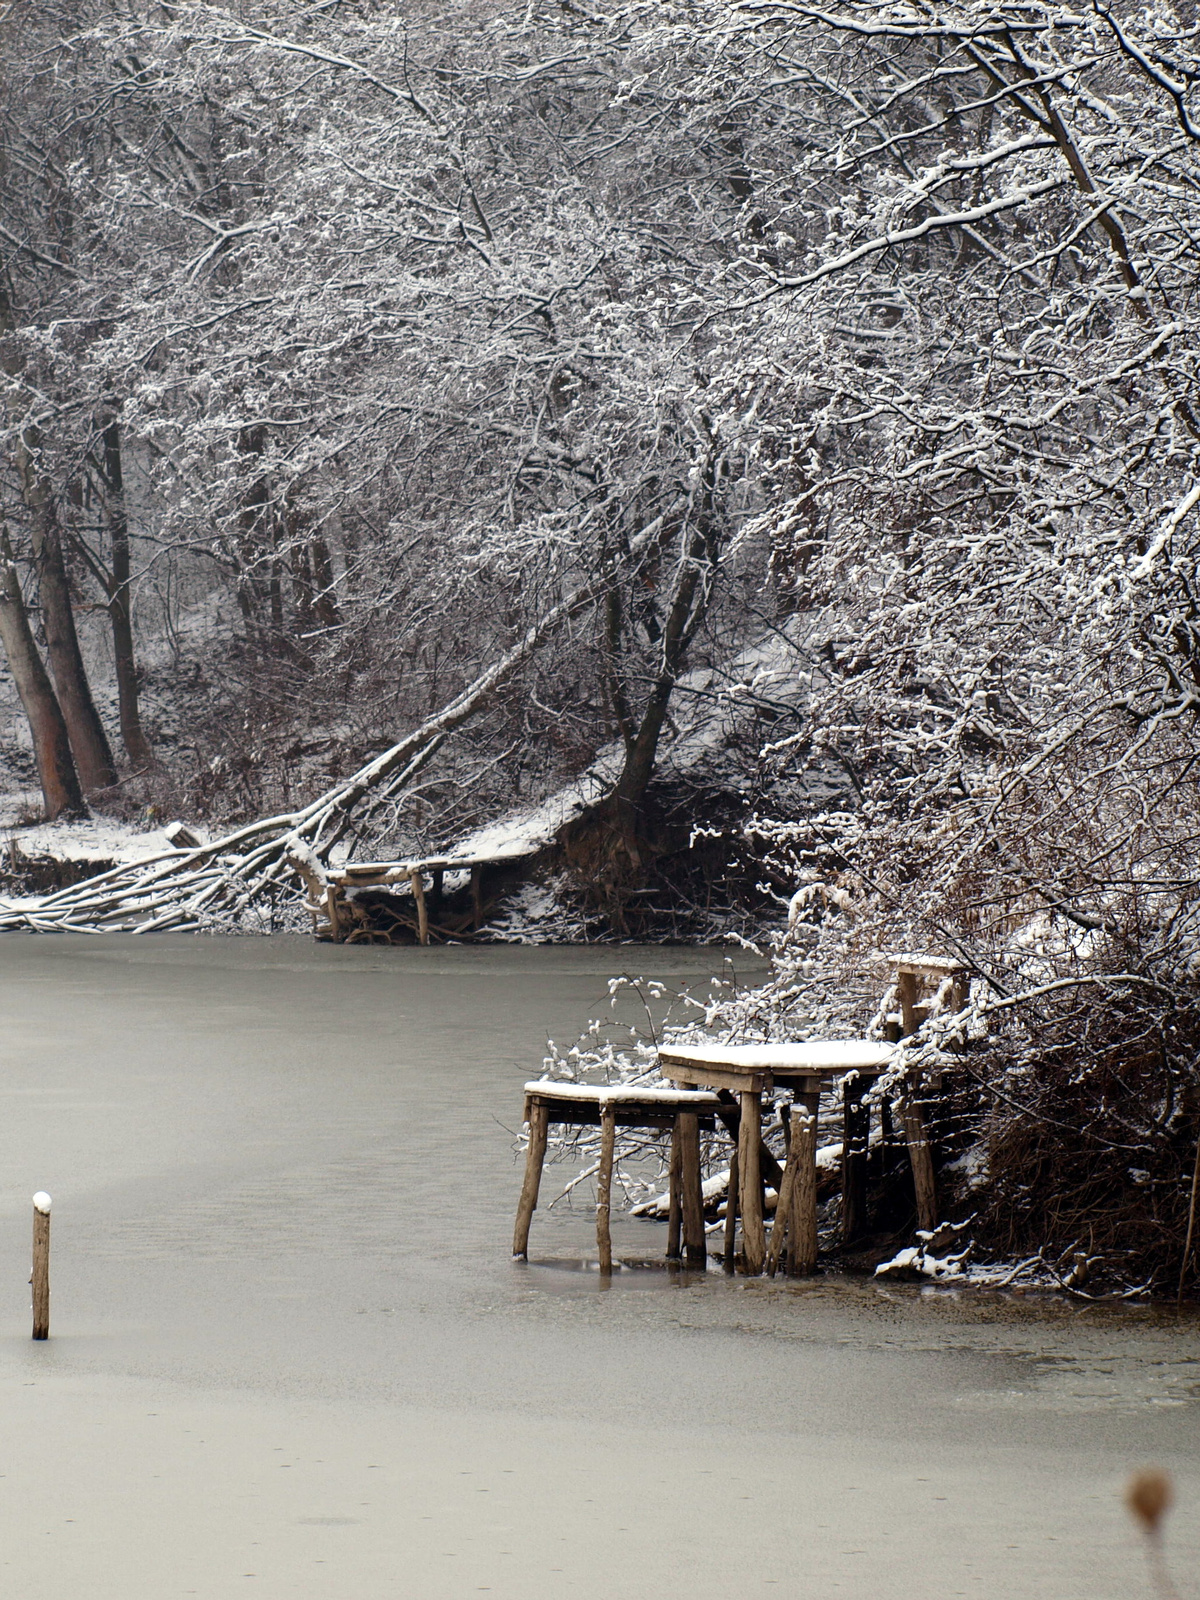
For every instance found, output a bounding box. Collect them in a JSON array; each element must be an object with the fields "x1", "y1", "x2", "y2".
[
  {"x1": 0, "y1": 531, "x2": 86, "y2": 820},
  {"x1": 100, "y1": 417, "x2": 153, "y2": 768},
  {"x1": 16, "y1": 430, "x2": 117, "y2": 791},
  {"x1": 610, "y1": 517, "x2": 716, "y2": 862}
]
